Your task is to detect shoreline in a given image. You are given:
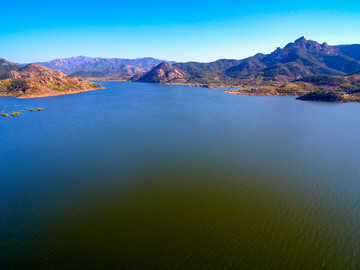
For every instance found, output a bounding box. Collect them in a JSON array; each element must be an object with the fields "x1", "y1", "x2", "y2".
[
  {"x1": 98, "y1": 79, "x2": 228, "y2": 89},
  {"x1": 225, "y1": 90, "x2": 287, "y2": 97},
  {"x1": 164, "y1": 82, "x2": 229, "y2": 89},
  {"x1": 0, "y1": 86, "x2": 105, "y2": 99},
  {"x1": 2, "y1": 81, "x2": 358, "y2": 103},
  {"x1": 225, "y1": 90, "x2": 359, "y2": 102}
]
